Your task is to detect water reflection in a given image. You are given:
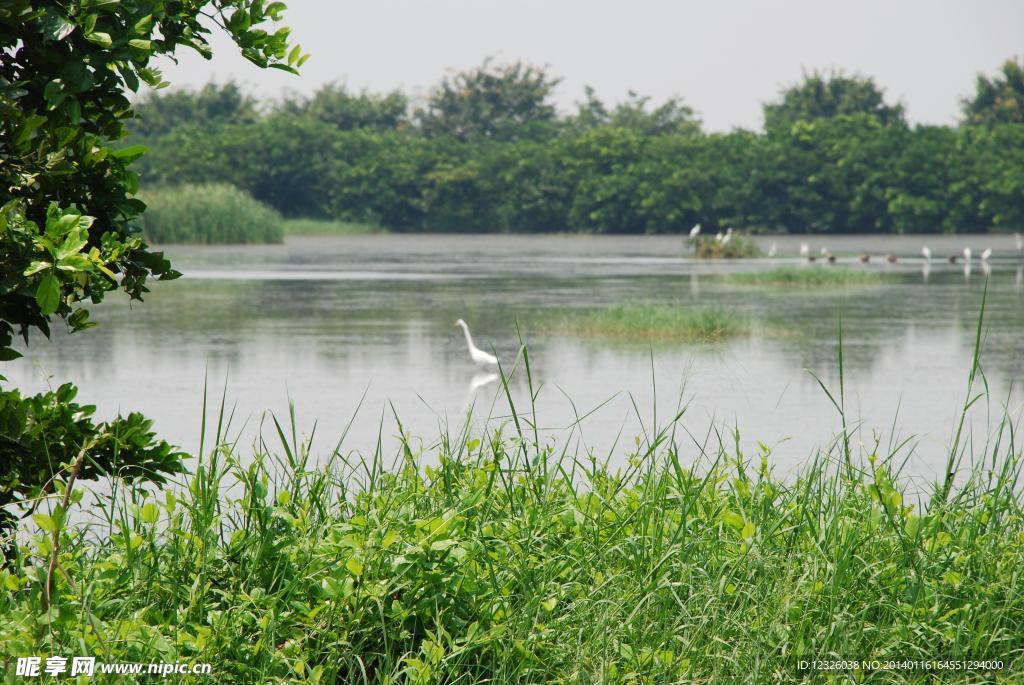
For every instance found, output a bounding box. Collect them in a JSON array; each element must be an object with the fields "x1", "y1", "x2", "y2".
[{"x1": 3, "y1": 234, "x2": 1022, "y2": 480}]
